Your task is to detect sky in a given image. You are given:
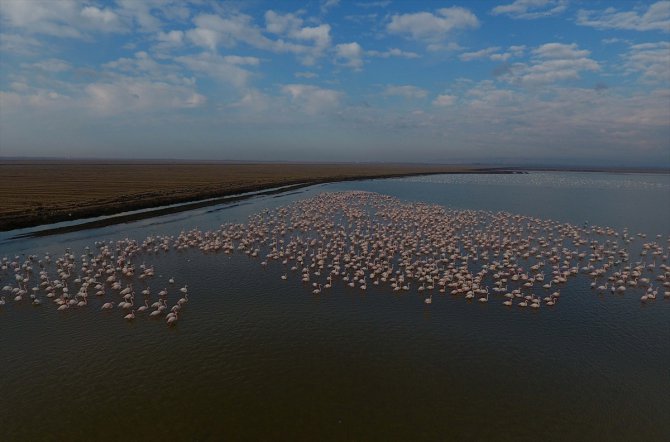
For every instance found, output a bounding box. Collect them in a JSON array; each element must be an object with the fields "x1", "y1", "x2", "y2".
[{"x1": 0, "y1": 0, "x2": 669, "y2": 166}]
